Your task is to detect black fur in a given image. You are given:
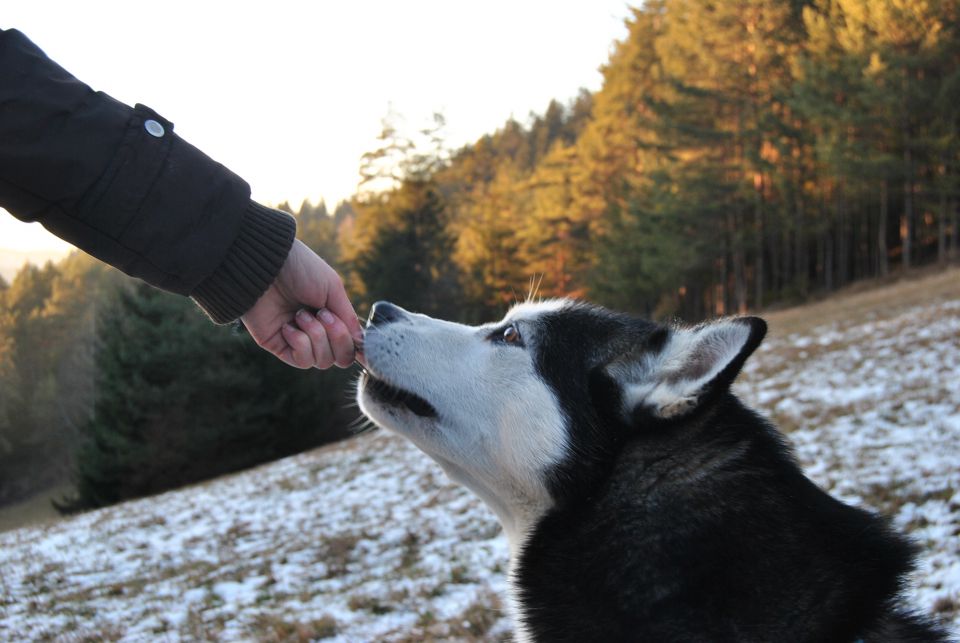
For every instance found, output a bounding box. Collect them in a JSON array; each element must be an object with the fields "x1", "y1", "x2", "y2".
[{"x1": 514, "y1": 304, "x2": 947, "y2": 643}]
